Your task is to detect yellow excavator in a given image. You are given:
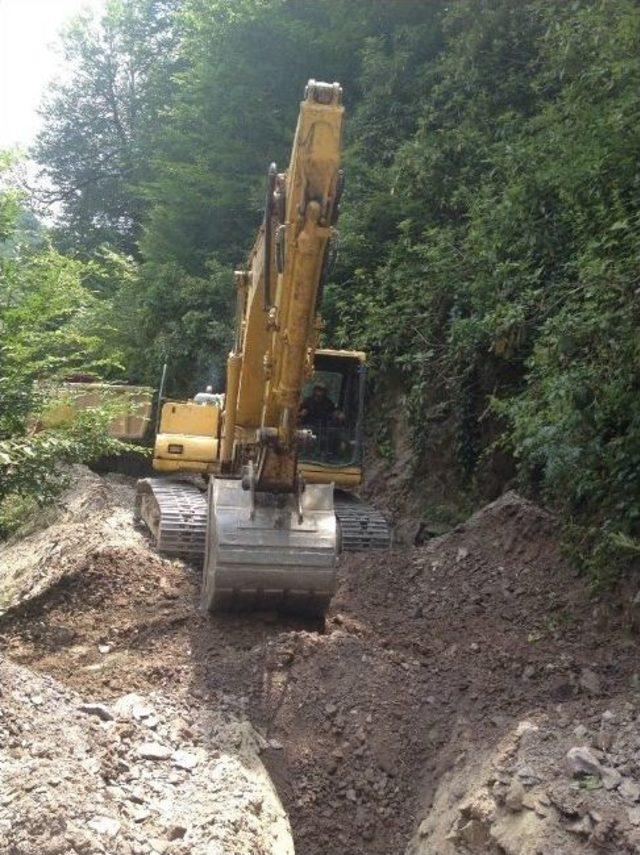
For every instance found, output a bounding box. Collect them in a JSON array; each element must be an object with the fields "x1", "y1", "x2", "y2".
[{"x1": 135, "y1": 80, "x2": 389, "y2": 615}]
